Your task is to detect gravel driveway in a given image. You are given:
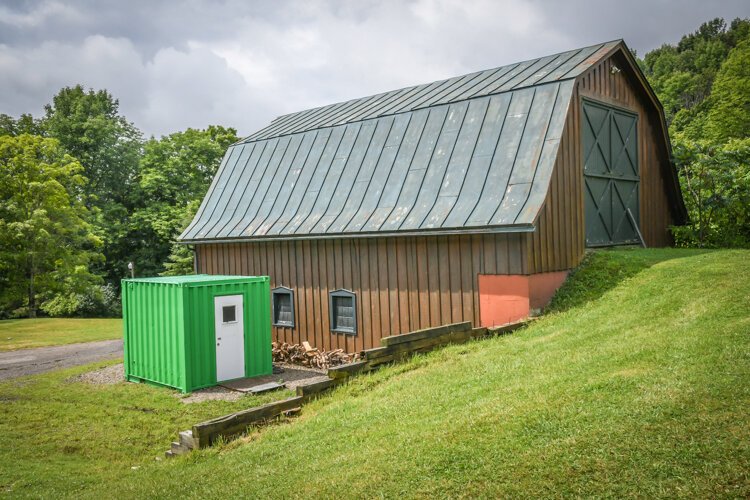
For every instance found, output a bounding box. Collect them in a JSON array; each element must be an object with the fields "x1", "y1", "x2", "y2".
[{"x1": 0, "y1": 339, "x2": 123, "y2": 380}]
